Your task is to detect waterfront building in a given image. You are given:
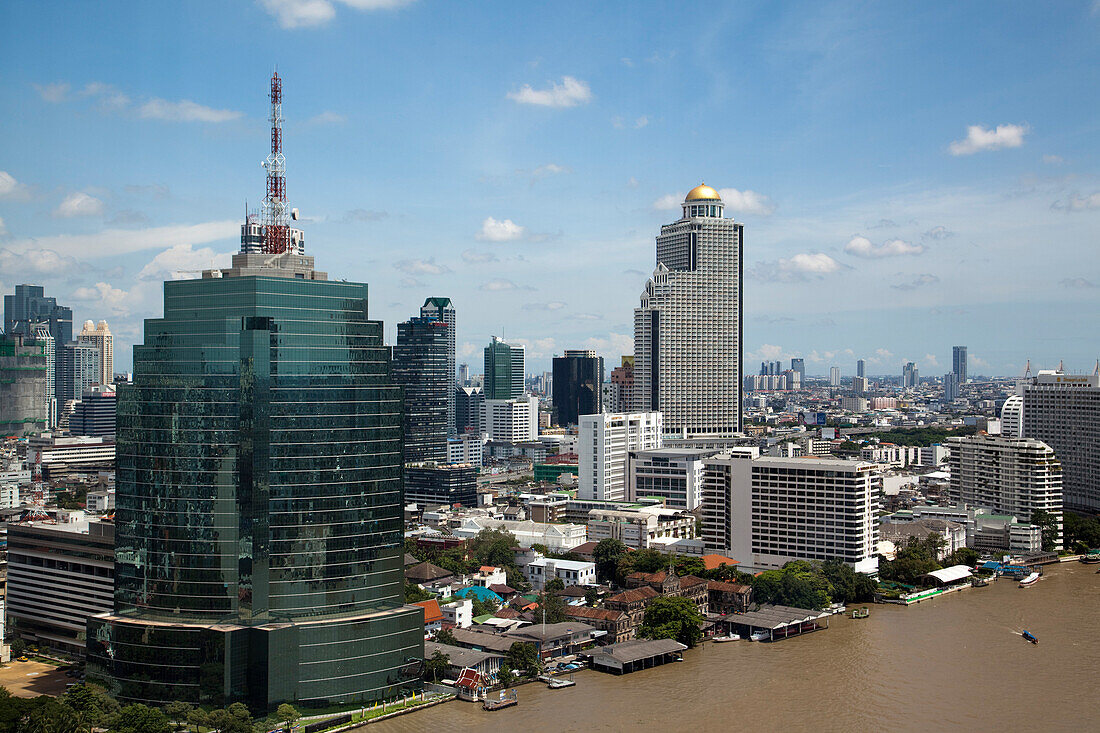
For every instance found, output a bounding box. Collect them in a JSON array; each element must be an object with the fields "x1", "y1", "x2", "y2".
[
  {"x1": 947, "y1": 433, "x2": 1062, "y2": 549},
  {"x1": 86, "y1": 223, "x2": 421, "y2": 708},
  {"x1": 578, "y1": 412, "x2": 662, "y2": 501},
  {"x1": 830, "y1": 367, "x2": 841, "y2": 387},
  {"x1": 586, "y1": 504, "x2": 696, "y2": 550},
  {"x1": 483, "y1": 336, "x2": 525, "y2": 399},
  {"x1": 7, "y1": 520, "x2": 114, "y2": 656},
  {"x1": 78, "y1": 320, "x2": 114, "y2": 387},
  {"x1": 69, "y1": 385, "x2": 117, "y2": 438},
  {"x1": 902, "y1": 362, "x2": 919, "y2": 388},
  {"x1": 953, "y1": 346, "x2": 967, "y2": 383},
  {"x1": 483, "y1": 395, "x2": 539, "y2": 443},
  {"x1": 420, "y1": 298, "x2": 456, "y2": 435},
  {"x1": 4, "y1": 284, "x2": 72, "y2": 347},
  {"x1": 404, "y1": 462, "x2": 478, "y2": 508},
  {"x1": 1021, "y1": 370, "x2": 1100, "y2": 511},
  {"x1": 702, "y1": 454, "x2": 881, "y2": 573},
  {"x1": 625, "y1": 447, "x2": 709, "y2": 510},
  {"x1": 456, "y1": 386, "x2": 485, "y2": 435},
  {"x1": 552, "y1": 349, "x2": 604, "y2": 427},
  {"x1": 393, "y1": 315, "x2": 450, "y2": 464},
  {"x1": 0, "y1": 334, "x2": 48, "y2": 436},
  {"x1": 632, "y1": 184, "x2": 743, "y2": 437}
]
